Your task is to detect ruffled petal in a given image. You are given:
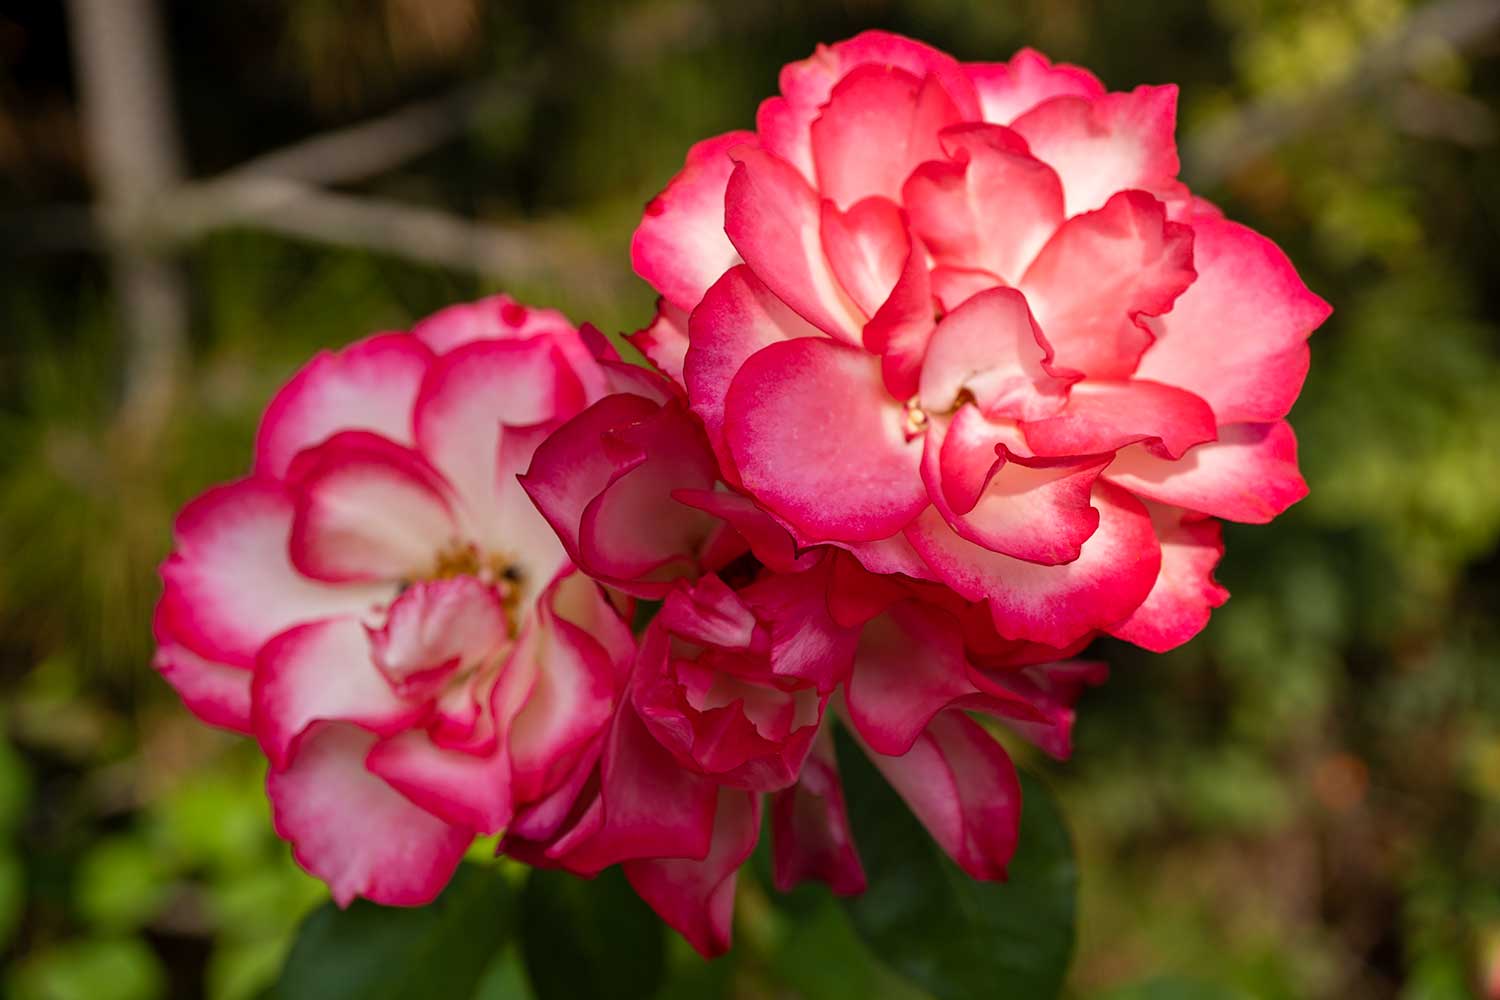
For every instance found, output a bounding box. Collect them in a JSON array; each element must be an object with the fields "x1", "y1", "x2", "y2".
[
  {"x1": 966, "y1": 48, "x2": 1106, "y2": 125},
  {"x1": 624, "y1": 788, "x2": 761, "y2": 958},
  {"x1": 507, "y1": 572, "x2": 619, "y2": 800},
  {"x1": 917, "y1": 286, "x2": 1074, "y2": 420},
  {"x1": 287, "y1": 432, "x2": 460, "y2": 584},
  {"x1": 363, "y1": 731, "x2": 514, "y2": 834},
  {"x1": 673, "y1": 488, "x2": 814, "y2": 574},
  {"x1": 903, "y1": 124, "x2": 1065, "y2": 282},
  {"x1": 685, "y1": 264, "x2": 825, "y2": 476},
  {"x1": 922, "y1": 412, "x2": 1107, "y2": 565},
  {"x1": 820, "y1": 196, "x2": 909, "y2": 319},
  {"x1": 412, "y1": 338, "x2": 586, "y2": 548},
  {"x1": 770, "y1": 726, "x2": 865, "y2": 895},
  {"x1": 906, "y1": 481, "x2": 1161, "y2": 647},
  {"x1": 1009, "y1": 85, "x2": 1181, "y2": 217},
  {"x1": 1108, "y1": 504, "x2": 1229, "y2": 652},
  {"x1": 158, "y1": 477, "x2": 387, "y2": 667},
  {"x1": 628, "y1": 299, "x2": 692, "y2": 388},
  {"x1": 411, "y1": 294, "x2": 572, "y2": 354},
  {"x1": 578, "y1": 401, "x2": 720, "y2": 591},
  {"x1": 760, "y1": 30, "x2": 981, "y2": 183},
  {"x1": 1020, "y1": 379, "x2": 1218, "y2": 460},
  {"x1": 723, "y1": 146, "x2": 865, "y2": 342},
  {"x1": 266, "y1": 723, "x2": 470, "y2": 906},
  {"x1": 534, "y1": 700, "x2": 720, "y2": 874},
  {"x1": 1103, "y1": 421, "x2": 1308, "y2": 523},
  {"x1": 521, "y1": 393, "x2": 663, "y2": 570},
  {"x1": 367, "y1": 577, "x2": 507, "y2": 701},
  {"x1": 811, "y1": 66, "x2": 961, "y2": 210},
  {"x1": 255, "y1": 333, "x2": 433, "y2": 479},
  {"x1": 252, "y1": 616, "x2": 423, "y2": 770},
  {"x1": 152, "y1": 627, "x2": 253, "y2": 734},
  {"x1": 1020, "y1": 190, "x2": 1195, "y2": 379},
  {"x1": 725, "y1": 337, "x2": 926, "y2": 543},
  {"x1": 632, "y1": 131, "x2": 757, "y2": 312},
  {"x1": 1133, "y1": 218, "x2": 1331, "y2": 423},
  {"x1": 857, "y1": 710, "x2": 1021, "y2": 880}
]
